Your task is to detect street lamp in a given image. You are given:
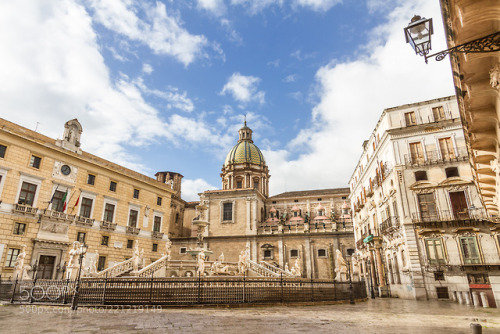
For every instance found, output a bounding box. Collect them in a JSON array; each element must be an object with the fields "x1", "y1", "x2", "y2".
[
  {"x1": 346, "y1": 248, "x2": 355, "y2": 305},
  {"x1": 405, "y1": 15, "x2": 500, "y2": 63},
  {"x1": 71, "y1": 242, "x2": 88, "y2": 311},
  {"x1": 367, "y1": 258, "x2": 375, "y2": 299}
]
